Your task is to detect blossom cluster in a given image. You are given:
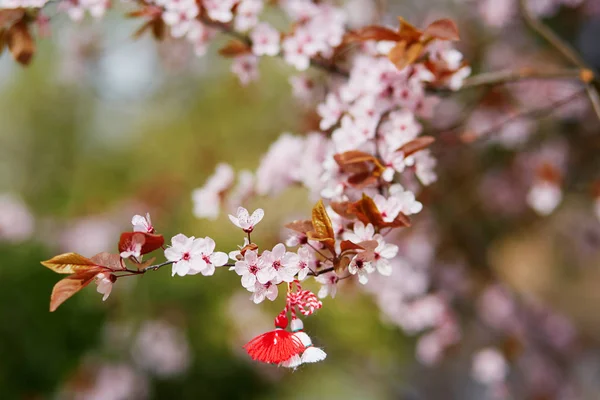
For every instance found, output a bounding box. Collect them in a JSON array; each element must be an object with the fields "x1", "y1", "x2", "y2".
[{"x1": 28, "y1": 1, "x2": 599, "y2": 397}]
